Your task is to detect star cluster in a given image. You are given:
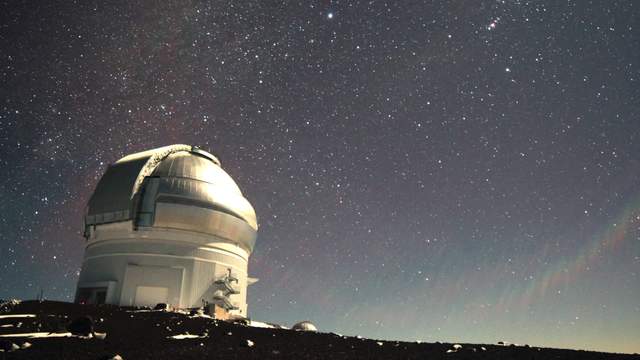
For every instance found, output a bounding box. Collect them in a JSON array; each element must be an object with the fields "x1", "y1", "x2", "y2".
[{"x1": 0, "y1": 0, "x2": 639, "y2": 354}]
